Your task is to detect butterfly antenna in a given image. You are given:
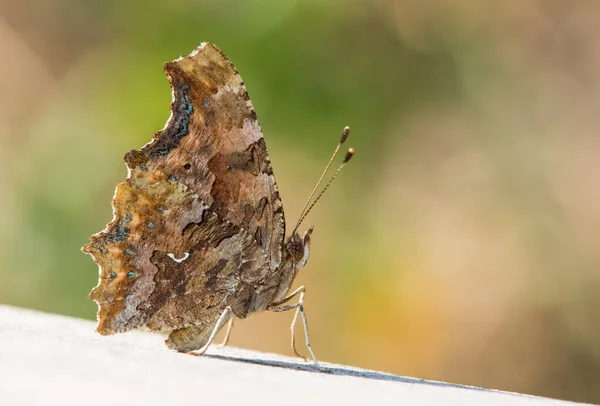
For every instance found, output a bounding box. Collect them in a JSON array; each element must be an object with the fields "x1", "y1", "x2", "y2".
[{"x1": 291, "y1": 127, "x2": 354, "y2": 236}]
